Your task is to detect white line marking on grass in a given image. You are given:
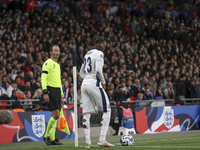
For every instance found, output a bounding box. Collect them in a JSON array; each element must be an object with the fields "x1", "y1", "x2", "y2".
[
  {"x1": 115, "y1": 143, "x2": 200, "y2": 148},
  {"x1": 79, "y1": 145, "x2": 100, "y2": 148},
  {"x1": 79, "y1": 144, "x2": 200, "y2": 149},
  {"x1": 134, "y1": 146, "x2": 200, "y2": 149},
  {"x1": 136, "y1": 136, "x2": 200, "y2": 143}
]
